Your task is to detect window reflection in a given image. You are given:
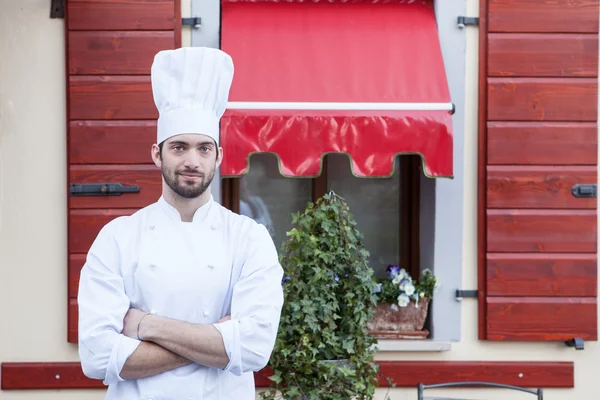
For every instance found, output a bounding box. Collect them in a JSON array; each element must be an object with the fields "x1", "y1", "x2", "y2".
[
  {"x1": 326, "y1": 154, "x2": 402, "y2": 278},
  {"x1": 238, "y1": 154, "x2": 312, "y2": 251}
]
